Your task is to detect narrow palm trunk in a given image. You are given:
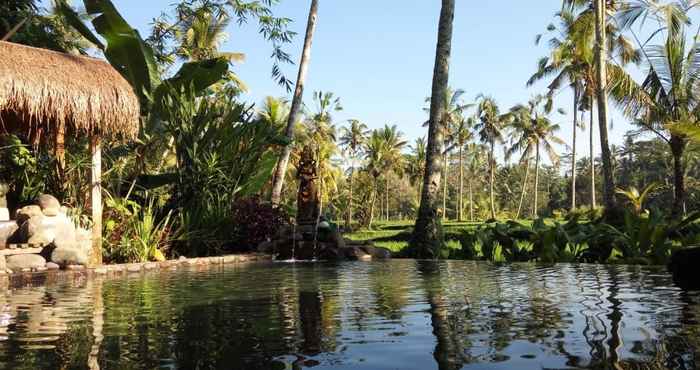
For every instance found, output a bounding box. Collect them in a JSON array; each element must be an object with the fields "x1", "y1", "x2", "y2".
[
  {"x1": 386, "y1": 178, "x2": 390, "y2": 221},
  {"x1": 571, "y1": 86, "x2": 579, "y2": 210},
  {"x1": 489, "y1": 141, "x2": 496, "y2": 219},
  {"x1": 270, "y1": 0, "x2": 319, "y2": 205},
  {"x1": 533, "y1": 143, "x2": 540, "y2": 218},
  {"x1": 594, "y1": 0, "x2": 615, "y2": 210},
  {"x1": 368, "y1": 180, "x2": 377, "y2": 230},
  {"x1": 346, "y1": 166, "x2": 354, "y2": 229},
  {"x1": 412, "y1": 0, "x2": 455, "y2": 258},
  {"x1": 458, "y1": 146, "x2": 464, "y2": 221},
  {"x1": 589, "y1": 104, "x2": 597, "y2": 209},
  {"x1": 468, "y1": 179, "x2": 474, "y2": 222},
  {"x1": 670, "y1": 135, "x2": 686, "y2": 218},
  {"x1": 516, "y1": 156, "x2": 530, "y2": 219},
  {"x1": 443, "y1": 150, "x2": 448, "y2": 221}
]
